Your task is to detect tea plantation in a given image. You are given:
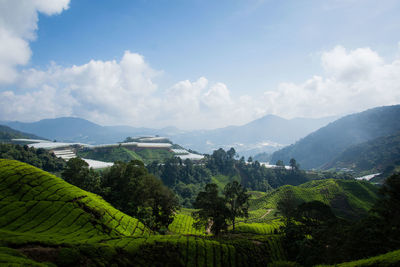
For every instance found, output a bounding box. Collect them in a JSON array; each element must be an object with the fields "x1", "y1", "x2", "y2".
[{"x1": 0, "y1": 159, "x2": 286, "y2": 266}]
